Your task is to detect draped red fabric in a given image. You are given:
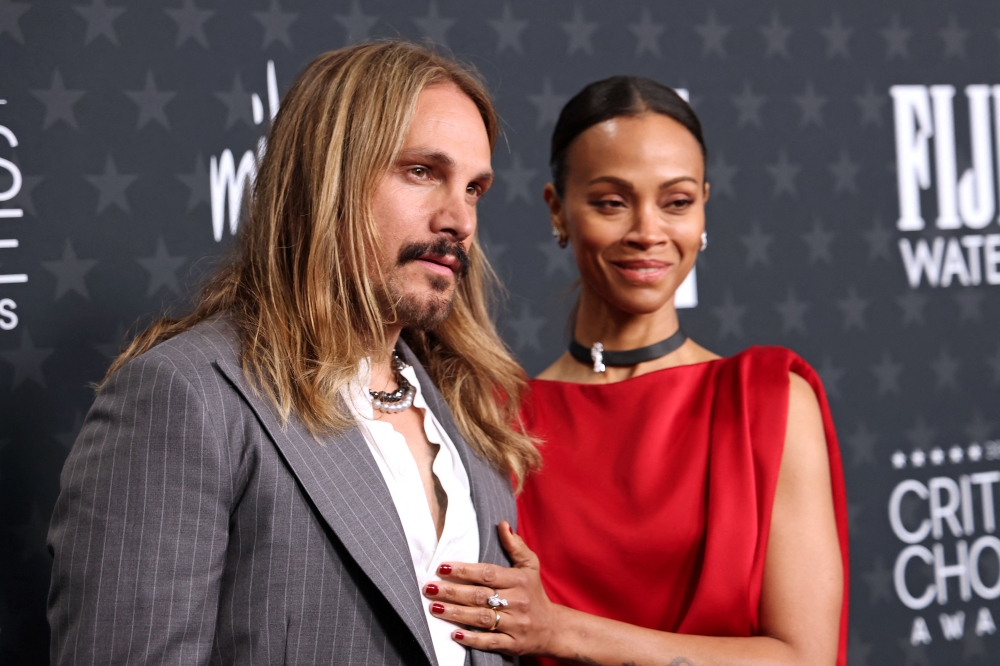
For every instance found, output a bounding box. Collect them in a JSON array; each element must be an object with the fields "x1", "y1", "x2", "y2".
[{"x1": 517, "y1": 346, "x2": 849, "y2": 666}]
